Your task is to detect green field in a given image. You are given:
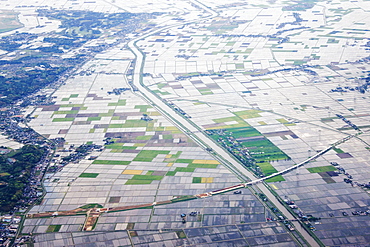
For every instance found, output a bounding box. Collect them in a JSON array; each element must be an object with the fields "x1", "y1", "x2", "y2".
[
  {"x1": 209, "y1": 127, "x2": 260, "y2": 140},
  {"x1": 276, "y1": 118, "x2": 289, "y2": 123},
  {"x1": 125, "y1": 180, "x2": 153, "y2": 185},
  {"x1": 132, "y1": 175, "x2": 163, "y2": 180},
  {"x1": 233, "y1": 110, "x2": 262, "y2": 119},
  {"x1": 125, "y1": 174, "x2": 164, "y2": 185},
  {"x1": 307, "y1": 166, "x2": 337, "y2": 173},
  {"x1": 92, "y1": 160, "x2": 130, "y2": 165},
  {"x1": 174, "y1": 167, "x2": 195, "y2": 172},
  {"x1": 108, "y1": 99, "x2": 126, "y2": 106},
  {"x1": 251, "y1": 150, "x2": 289, "y2": 162},
  {"x1": 333, "y1": 147, "x2": 345, "y2": 153},
  {"x1": 52, "y1": 118, "x2": 75, "y2": 122},
  {"x1": 229, "y1": 127, "x2": 261, "y2": 138},
  {"x1": 210, "y1": 126, "x2": 289, "y2": 163},
  {"x1": 166, "y1": 171, "x2": 177, "y2": 176},
  {"x1": 133, "y1": 150, "x2": 170, "y2": 162},
  {"x1": 136, "y1": 135, "x2": 153, "y2": 140},
  {"x1": 60, "y1": 104, "x2": 84, "y2": 108},
  {"x1": 208, "y1": 115, "x2": 250, "y2": 129},
  {"x1": 188, "y1": 163, "x2": 218, "y2": 169},
  {"x1": 241, "y1": 140, "x2": 288, "y2": 162},
  {"x1": 134, "y1": 105, "x2": 152, "y2": 112},
  {"x1": 87, "y1": 117, "x2": 101, "y2": 121},
  {"x1": 54, "y1": 110, "x2": 79, "y2": 115},
  {"x1": 257, "y1": 162, "x2": 278, "y2": 176},
  {"x1": 115, "y1": 99, "x2": 127, "y2": 105},
  {"x1": 109, "y1": 120, "x2": 150, "y2": 128},
  {"x1": 105, "y1": 144, "x2": 137, "y2": 150},
  {"x1": 79, "y1": 173, "x2": 99, "y2": 178},
  {"x1": 208, "y1": 125, "x2": 290, "y2": 180},
  {"x1": 152, "y1": 89, "x2": 171, "y2": 95},
  {"x1": 199, "y1": 89, "x2": 213, "y2": 95},
  {"x1": 166, "y1": 151, "x2": 182, "y2": 159},
  {"x1": 265, "y1": 175, "x2": 285, "y2": 183},
  {"x1": 241, "y1": 139, "x2": 270, "y2": 147},
  {"x1": 46, "y1": 225, "x2": 61, "y2": 233},
  {"x1": 99, "y1": 111, "x2": 114, "y2": 117},
  {"x1": 163, "y1": 134, "x2": 173, "y2": 139},
  {"x1": 175, "y1": 159, "x2": 193, "y2": 163},
  {"x1": 157, "y1": 83, "x2": 167, "y2": 89},
  {"x1": 61, "y1": 94, "x2": 79, "y2": 102}
]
